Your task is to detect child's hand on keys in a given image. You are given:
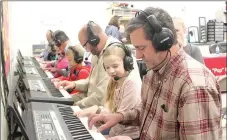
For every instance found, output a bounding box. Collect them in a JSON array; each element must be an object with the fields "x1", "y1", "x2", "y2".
[
  {"x1": 50, "y1": 68, "x2": 57, "y2": 72},
  {"x1": 51, "y1": 78, "x2": 60, "y2": 83},
  {"x1": 74, "y1": 105, "x2": 99, "y2": 117}
]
